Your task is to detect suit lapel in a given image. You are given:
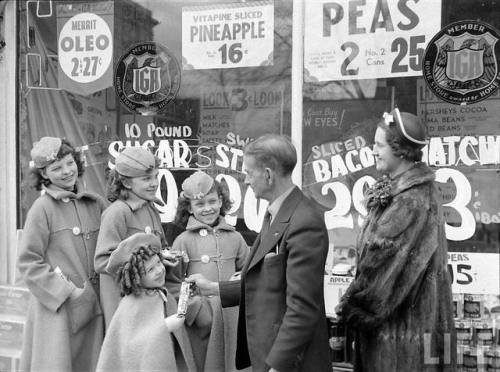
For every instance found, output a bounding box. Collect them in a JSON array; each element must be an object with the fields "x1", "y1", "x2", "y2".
[{"x1": 247, "y1": 187, "x2": 303, "y2": 271}]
